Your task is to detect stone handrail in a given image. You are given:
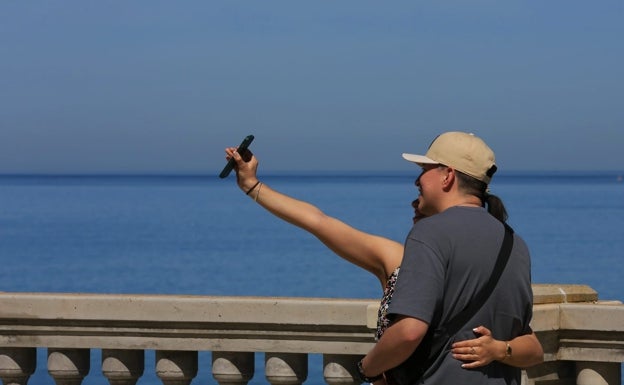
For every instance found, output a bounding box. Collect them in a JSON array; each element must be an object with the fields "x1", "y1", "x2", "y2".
[{"x1": 0, "y1": 284, "x2": 623, "y2": 385}]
